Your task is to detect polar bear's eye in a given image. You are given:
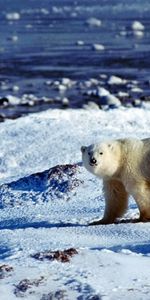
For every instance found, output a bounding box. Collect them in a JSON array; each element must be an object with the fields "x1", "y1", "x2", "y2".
[{"x1": 99, "y1": 152, "x2": 103, "y2": 155}]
